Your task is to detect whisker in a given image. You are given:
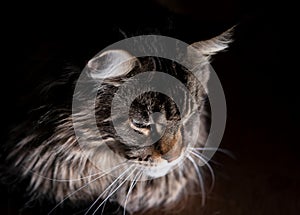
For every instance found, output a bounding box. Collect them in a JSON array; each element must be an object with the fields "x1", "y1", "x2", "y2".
[
  {"x1": 191, "y1": 151, "x2": 222, "y2": 166},
  {"x1": 100, "y1": 199, "x2": 108, "y2": 215},
  {"x1": 91, "y1": 166, "x2": 137, "y2": 215},
  {"x1": 190, "y1": 150, "x2": 215, "y2": 193},
  {"x1": 99, "y1": 167, "x2": 140, "y2": 215},
  {"x1": 177, "y1": 158, "x2": 185, "y2": 178},
  {"x1": 191, "y1": 147, "x2": 235, "y2": 159},
  {"x1": 84, "y1": 166, "x2": 133, "y2": 215},
  {"x1": 187, "y1": 155, "x2": 206, "y2": 206},
  {"x1": 123, "y1": 170, "x2": 142, "y2": 215},
  {"x1": 73, "y1": 207, "x2": 91, "y2": 215},
  {"x1": 27, "y1": 162, "x2": 127, "y2": 182},
  {"x1": 100, "y1": 179, "x2": 120, "y2": 215},
  {"x1": 47, "y1": 163, "x2": 126, "y2": 215}
]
